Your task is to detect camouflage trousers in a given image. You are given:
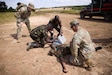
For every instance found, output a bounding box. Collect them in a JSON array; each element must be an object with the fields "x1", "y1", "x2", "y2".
[
  {"x1": 50, "y1": 44, "x2": 71, "y2": 58},
  {"x1": 16, "y1": 18, "x2": 31, "y2": 39},
  {"x1": 30, "y1": 34, "x2": 46, "y2": 47},
  {"x1": 70, "y1": 48, "x2": 94, "y2": 66},
  {"x1": 50, "y1": 44, "x2": 94, "y2": 66}
]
